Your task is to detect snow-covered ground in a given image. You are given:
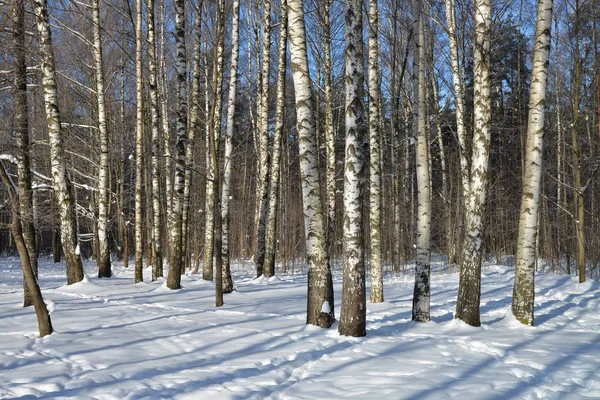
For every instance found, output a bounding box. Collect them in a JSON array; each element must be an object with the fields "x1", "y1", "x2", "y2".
[{"x1": 1, "y1": 257, "x2": 599, "y2": 399}]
